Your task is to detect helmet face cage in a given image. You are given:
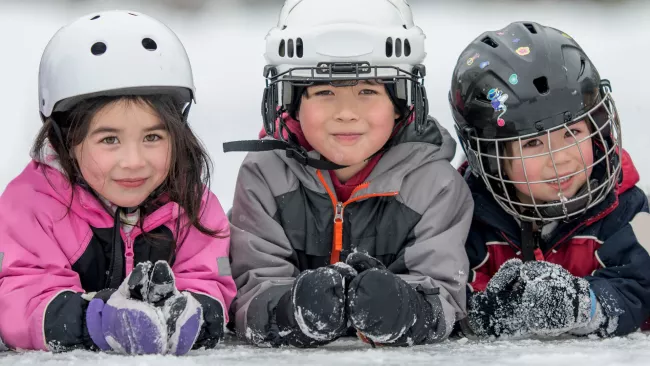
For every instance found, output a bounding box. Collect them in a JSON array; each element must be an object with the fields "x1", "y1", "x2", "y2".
[
  {"x1": 464, "y1": 91, "x2": 621, "y2": 223},
  {"x1": 261, "y1": 62, "x2": 428, "y2": 137}
]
